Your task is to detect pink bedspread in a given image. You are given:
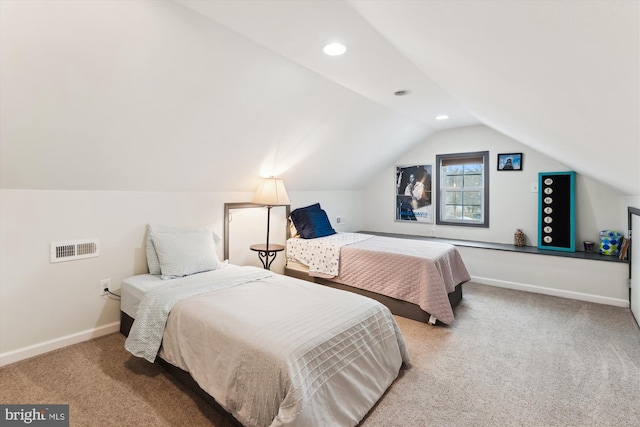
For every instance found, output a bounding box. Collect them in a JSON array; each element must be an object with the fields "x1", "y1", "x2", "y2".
[{"x1": 324, "y1": 236, "x2": 470, "y2": 324}]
